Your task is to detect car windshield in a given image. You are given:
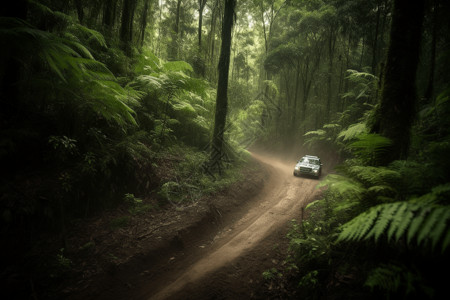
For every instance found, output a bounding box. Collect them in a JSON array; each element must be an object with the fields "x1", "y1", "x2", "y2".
[
  {"x1": 309, "y1": 159, "x2": 320, "y2": 165},
  {"x1": 301, "y1": 157, "x2": 319, "y2": 165}
]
